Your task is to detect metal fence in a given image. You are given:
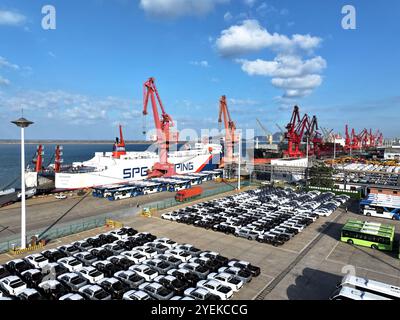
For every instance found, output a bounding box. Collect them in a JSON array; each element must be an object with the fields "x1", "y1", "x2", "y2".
[{"x1": 0, "y1": 214, "x2": 108, "y2": 254}]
